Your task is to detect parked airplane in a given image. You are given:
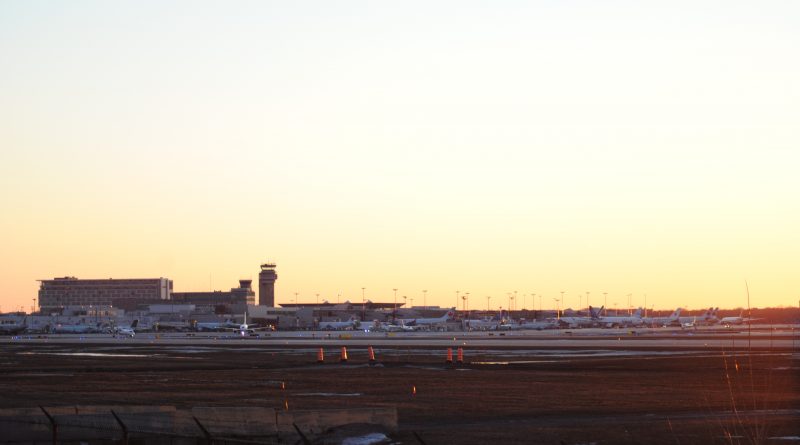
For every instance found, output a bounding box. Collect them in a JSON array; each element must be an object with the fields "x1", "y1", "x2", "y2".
[
  {"x1": 51, "y1": 321, "x2": 104, "y2": 334},
  {"x1": 232, "y1": 313, "x2": 276, "y2": 335},
  {"x1": 377, "y1": 320, "x2": 417, "y2": 332},
  {"x1": 517, "y1": 319, "x2": 558, "y2": 330},
  {"x1": 678, "y1": 307, "x2": 719, "y2": 327},
  {"x1": 642, "y1": 308, "x2": 683, "y2": 327},
  {"x1": 719, "y1": 311, "x2": 762, "y2": 327},
  {"x1": 193, "y1": 319, "x2": 237, "y2": 332},
  {"x1": 463, "y1": 317, "x2": 500, "y2": 331},
  {"x1": 112, "y1": 319, "x2": 139, "y2": 337},
  {"x1": 400, "y1": 308, "x2": 456, "y2": 330},
  {"x1": 0, "y1": 317, "x2": 27, "y2": 335},
  {"x1": 557, "y1": 307, "x2": 602, "y2": 328},
  {"x1": 595, "y1": 307, "x2": 644, "y2": 328},
  {"x1": 703, "y1": 307, "x2": 720, "y2": 325},
  {"x1": 318, "y1": 317, "x2": 359, "y2": 330}
]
